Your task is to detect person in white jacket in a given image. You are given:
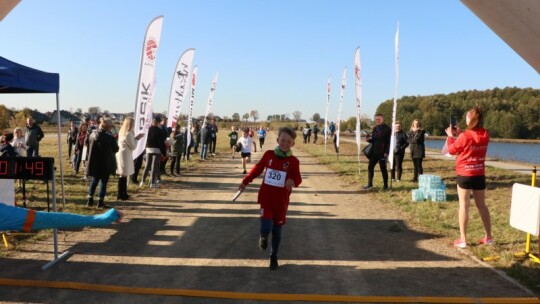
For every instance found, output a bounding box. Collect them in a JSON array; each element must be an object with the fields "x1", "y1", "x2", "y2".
[{"x1": 115, "y1": 117, "x2": 143, "y2": 200}]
